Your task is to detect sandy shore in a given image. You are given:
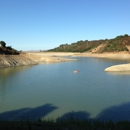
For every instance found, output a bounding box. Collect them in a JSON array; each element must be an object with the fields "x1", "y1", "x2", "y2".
[
  {"x1": 28, "y1": 52, "x2": 78, "y2": 57},
  {"x1": 0, "y1": 53, "x2": 77, "y2": 68},
  {"x1": 74, "y1": 52, "x2": 130, "y2": 60},
  {"x1": 26, "y1": 52, "x2": 130, "y2": 61},
  {"x1": 1, "y1": 52, "x2": 130, "y2": 71},
  {"x1": 27, "y1": 52, "x2": 130, "y2": 59},
  {"x1": 105, "y1": 63, "x2": 130, "y2": 72},
  {"x1": 29, "y1": 52, "x2": 130, "y2": 72},
  {"x1": 22, "y1": 52, "x2": 77, "y2": 63}
]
